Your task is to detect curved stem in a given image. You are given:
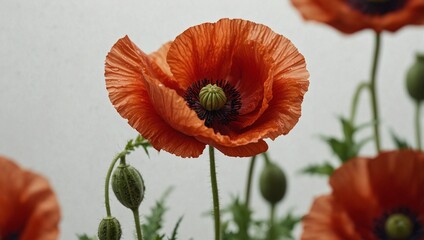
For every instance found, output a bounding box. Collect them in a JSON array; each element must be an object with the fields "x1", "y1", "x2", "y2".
[
  {"x1": 350, "y1": 82, "x2": 369, "y2": 124},
  {"x1": 209, "y1": 146, "x2": 221, "y2": 240},
  {"x1": 132, "y1": 208, "x2": 143, "y2": 240},
  {"x1": 244, "y1": 155, "x2": 257, "y2": 208},
  {"x1": 416, "y1": 101, "x2": 422, "y2": 150},
  {"x1": 104, "y1": 154, "x2": 122, "y2": 216},
  {"x1": 262, "y1": 152, "x2": 271, "y2": 165},
  {"x1": 369, "y1": 32, "x2": 382, "y2": 152}
]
